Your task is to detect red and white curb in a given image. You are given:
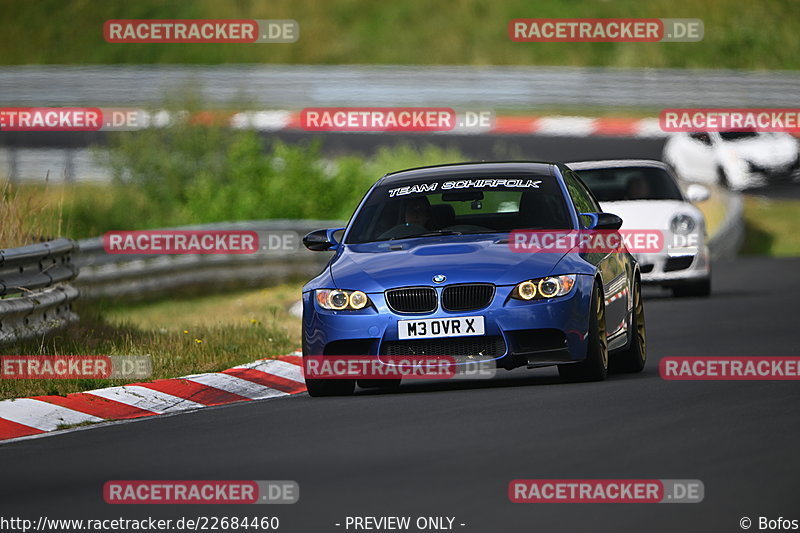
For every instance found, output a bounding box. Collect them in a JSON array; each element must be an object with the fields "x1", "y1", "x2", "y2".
[
  {"x1": 606, "y1": 287, "x2": 629, "y2": 305},
  {"x1": 0, "y1": 354, "x2": 305, "y2": 442}
]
